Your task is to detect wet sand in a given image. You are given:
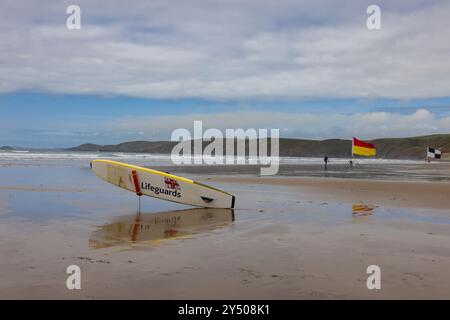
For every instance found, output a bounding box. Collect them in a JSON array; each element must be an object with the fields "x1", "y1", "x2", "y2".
[
  {"x1": 206, "y1": 176, "x2": 450, "y2": 210},
  {"x1": 0, "y1": 163, "x2": 450, "y2": 299},
  {"x1": 150, "y1": 161, "x2": 450, "y2": 182}
]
